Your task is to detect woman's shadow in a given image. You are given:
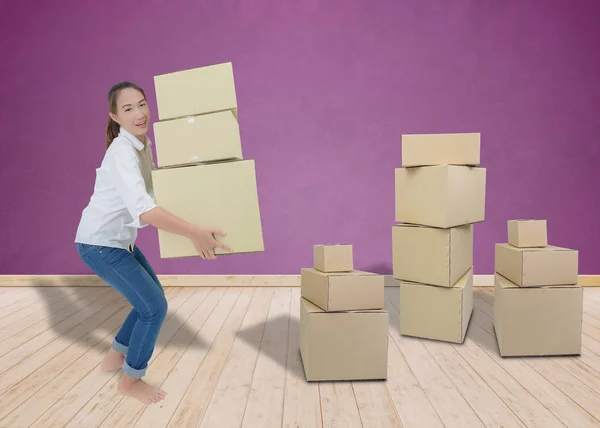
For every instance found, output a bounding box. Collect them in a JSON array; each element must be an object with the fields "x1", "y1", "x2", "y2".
[{"x1": 32, "y1": 278, "x2": 207, "y2": 352}]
